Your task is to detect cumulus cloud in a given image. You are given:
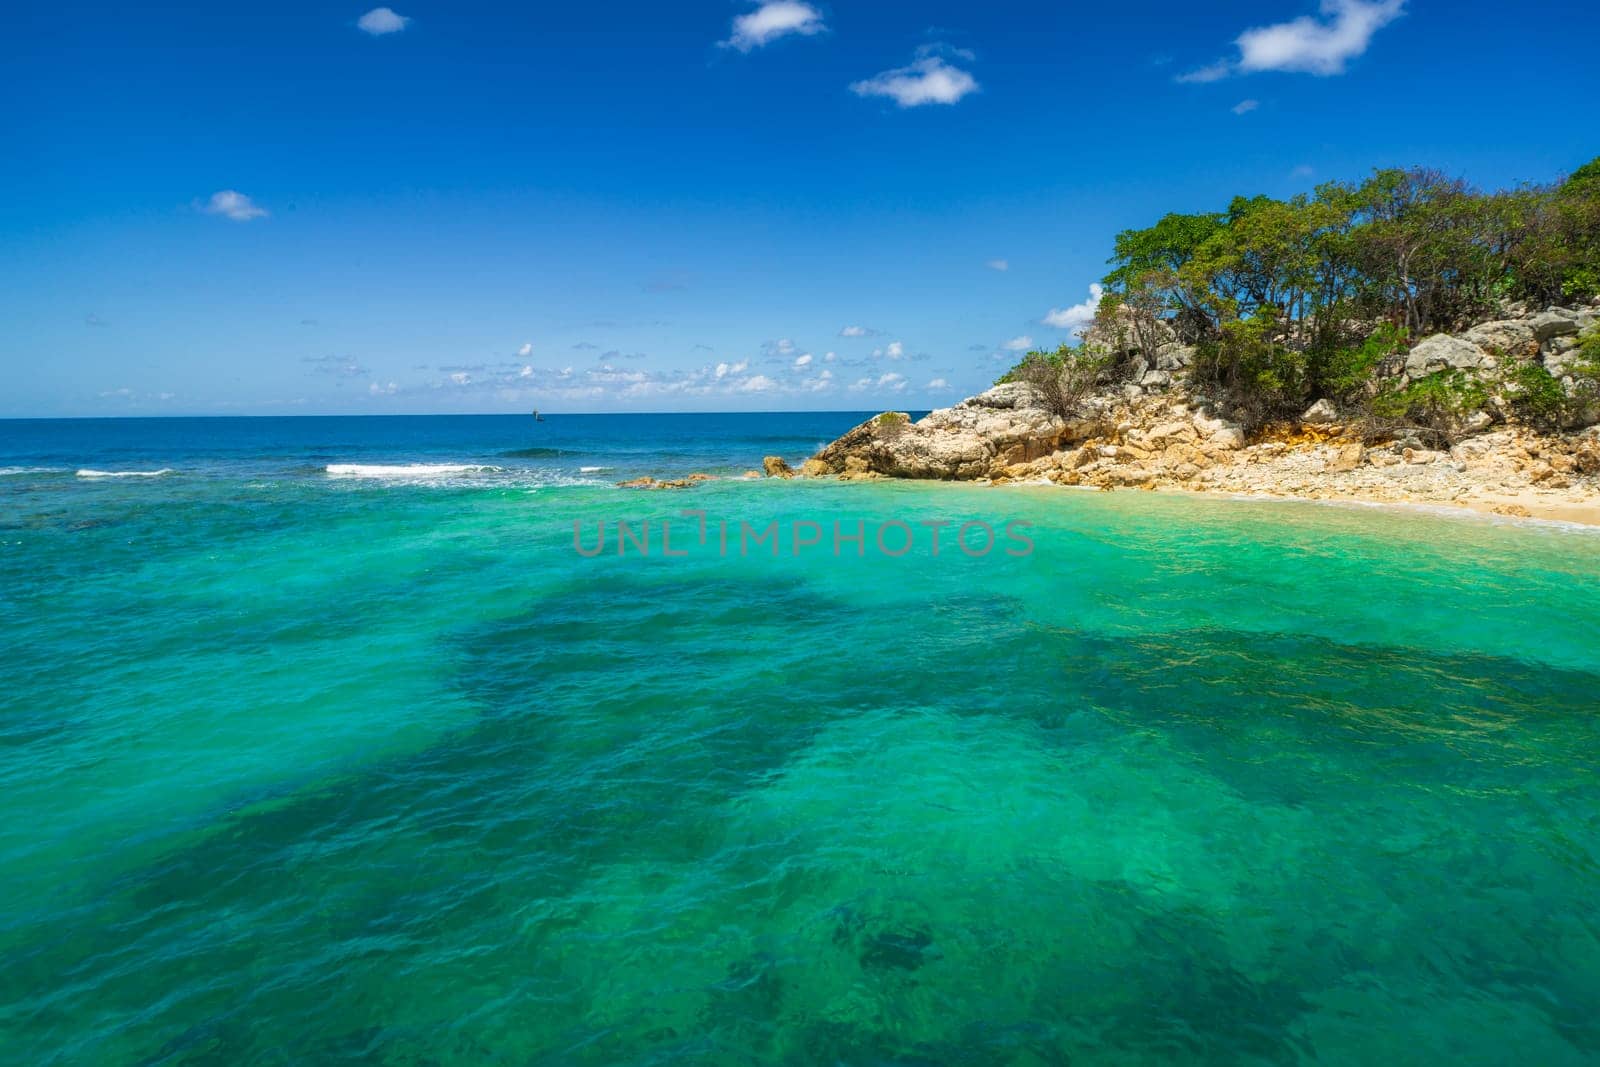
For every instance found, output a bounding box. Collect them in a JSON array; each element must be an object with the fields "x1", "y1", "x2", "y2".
[
  {"x1": 873, "y1": 340, "x2": 905, "y2": 360},
  {"x1": 823, "y1": 351, "x2": 837, "y2": 362},
  {"x1": 738, "y1": 374, "x2": 778, "y2": 393},
  {"x1": 1002, "y1": 335, "x2": 1033, "y2": 352},
  {"x1": 517, "y1": 342, "x2": 533, "y2": 356},
  {"x1": 839, "y1": 325, "x2": 877, "y2": 338},
  {"x1": 1043, "y1": 283, "x2": 1106, "y2": 336},
  {"x1": 201, "y1": 190, "x2": 267, "y2": 221},
  {"x1": 986, "y1": 259, "x2": 1009, "y2": 272},
  {"x1": 369, "y1": 381, "x2": 399, "y2": 395},
  {"x1": 1239, "y1": 0, "x2": 1404, "y2": 74},
  {"x1": 357, "y1": 7, "x2": 409, "y2": 35},
  {"x1": 722, "y1": 1, "x2": 824, "y2": 53},
  {"x1": 851, "y1": 51, "x2": 979, "y2": 108},
  {"x1": 927, "y1": 377, "x2": 950, "y2": 389},
  {"x1": 1232, "y1": 98, "x2": 1260, "y2": 115},
  {"x1": 793, "y1": 353, "x2": 813, "y2": 368},
  {"x1": 1181, "y1": 0, "x2": 1404, "y2": 81}
]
